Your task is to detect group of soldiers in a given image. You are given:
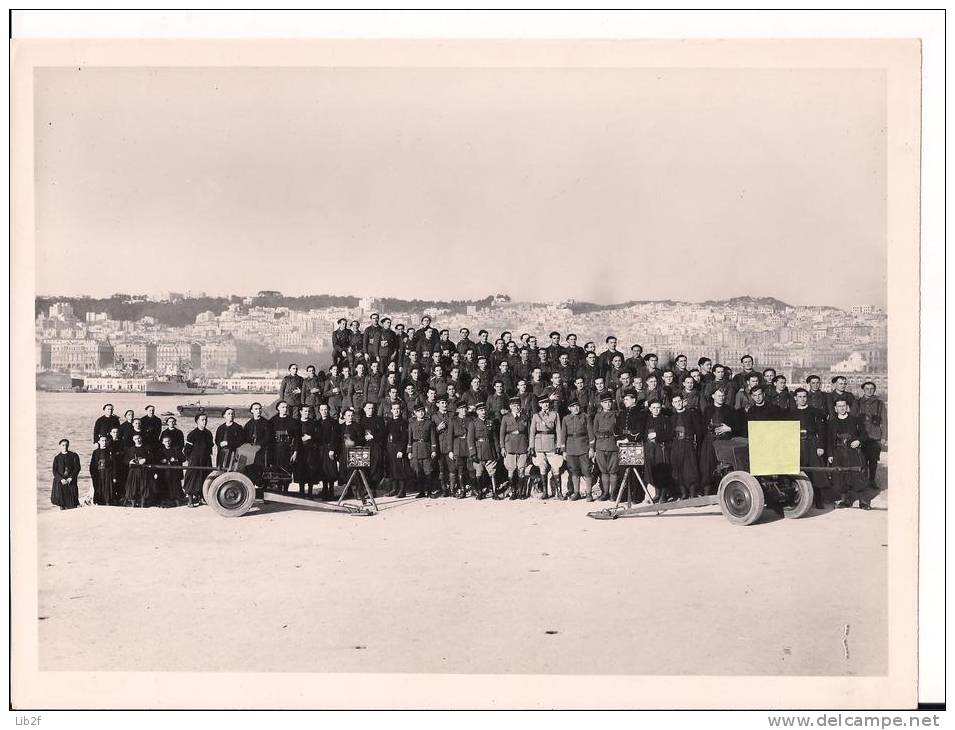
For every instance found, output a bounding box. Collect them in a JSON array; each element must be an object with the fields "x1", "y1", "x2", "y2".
[
  {"x1": 261, "y1": 314, "x2": 888, "y2": 509},
  {"x1": 64, "y1": 315, "x2": 886, "y2": 511}
]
